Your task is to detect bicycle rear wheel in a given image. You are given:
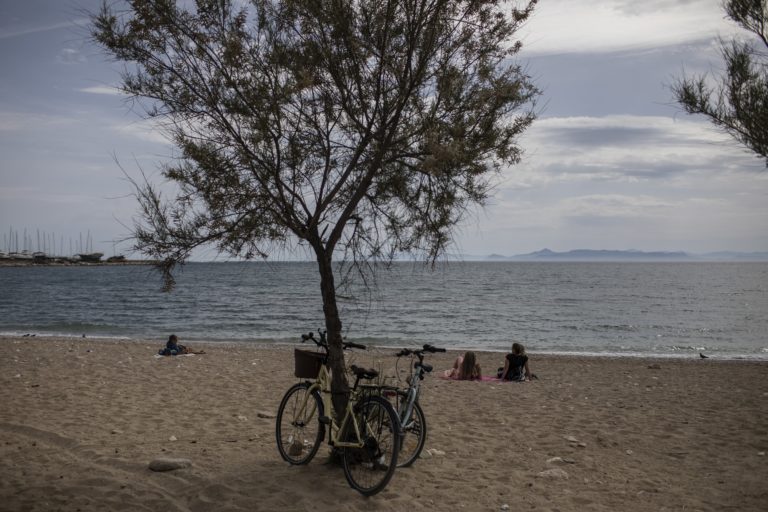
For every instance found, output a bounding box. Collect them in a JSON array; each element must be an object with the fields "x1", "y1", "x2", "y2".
[
  {"x1": 275, "y1": 382, "x2": 324, "y2": 465},
  {"x1": 397, "y1": 399, "x2": 426, "y2": 467},
  {"x1": 342, "y1": 395, "x2": 400, "y2": 496}
]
